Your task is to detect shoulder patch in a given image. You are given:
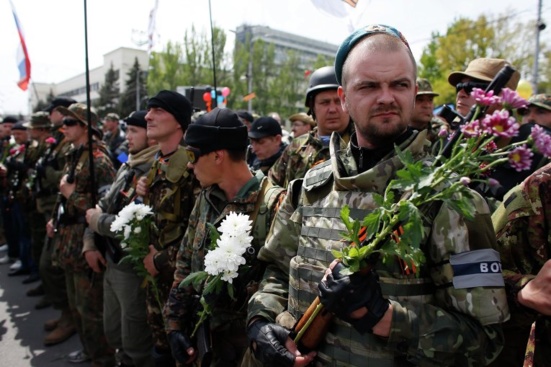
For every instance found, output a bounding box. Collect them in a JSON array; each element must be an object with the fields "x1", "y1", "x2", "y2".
[
  {"x1": 303, "y1": 160, "x2": 333, "y2": 192},
  {"x1": 450, "y1": 249, "x2": 504, "y2": 289}
]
